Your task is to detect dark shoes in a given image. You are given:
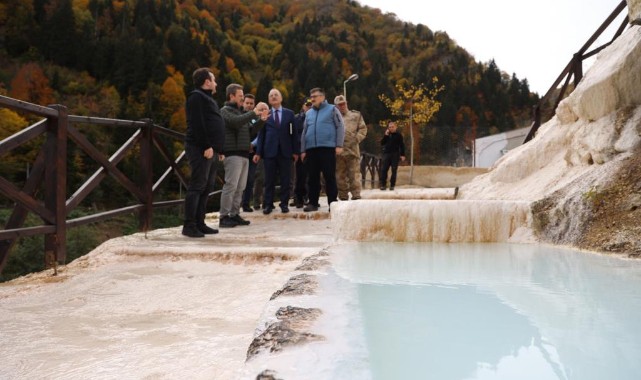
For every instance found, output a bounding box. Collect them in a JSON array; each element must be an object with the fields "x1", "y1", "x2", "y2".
[
  {"x1": 295, "y1": 200, "x2": 304, "y2": 208},
  {"x1": 198, "y1": 224, "x2": 219, "y2": 234},
  {"x1": 221, "y1": 214, "x2": 250, "y2": 227},
  {"x1": 281, "y1": 206, "x2": 289, "y2": 214},
  {"x1": 183, "y1": 222, "x2": 219, "y2": 236},
  {"x1": 390, "y1": 187, "x2": 395, "y2": 191},
  {"x1": 352, "y1": 196, "x2": 361, "y2": 200},
  {"x1": 232, "y1": 214, "x2": 251, "y2": 225},
  {"x1": 219, "y1": 215, "x2": 238, "y2": 228},
  {"x1": 303, "y1": 205, "x2": 318, "y2": 212},
  {"x1": 263, "y1": 207, "x2": 273, "y2": 215},
  {"x1": 379, "y1": 186, "x2": 386, "y2": 190},
  {"x1": 182, "y1": 225, "x2": 204, "y2": 238},
  {"x1": 242, "y1": 205, "x2": 254, "y2": 212}
]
